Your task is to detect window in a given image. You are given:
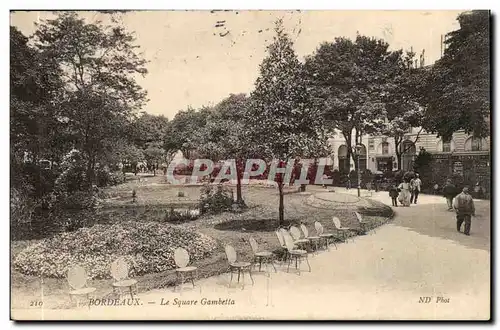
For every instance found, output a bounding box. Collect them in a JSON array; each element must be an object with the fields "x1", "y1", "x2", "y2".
[
  {"x1": 471, "y1": 137, "x2": 482, "y2": 151},
  {"x1": 442, "y1": 138, "x2": 451, "y2": 152},
  {"x1": 382, "y1": 142, "x2": 389, "y2": 155},
  {"x1": 368, "y1": 138, "x2": 375, "y2": 151}
]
